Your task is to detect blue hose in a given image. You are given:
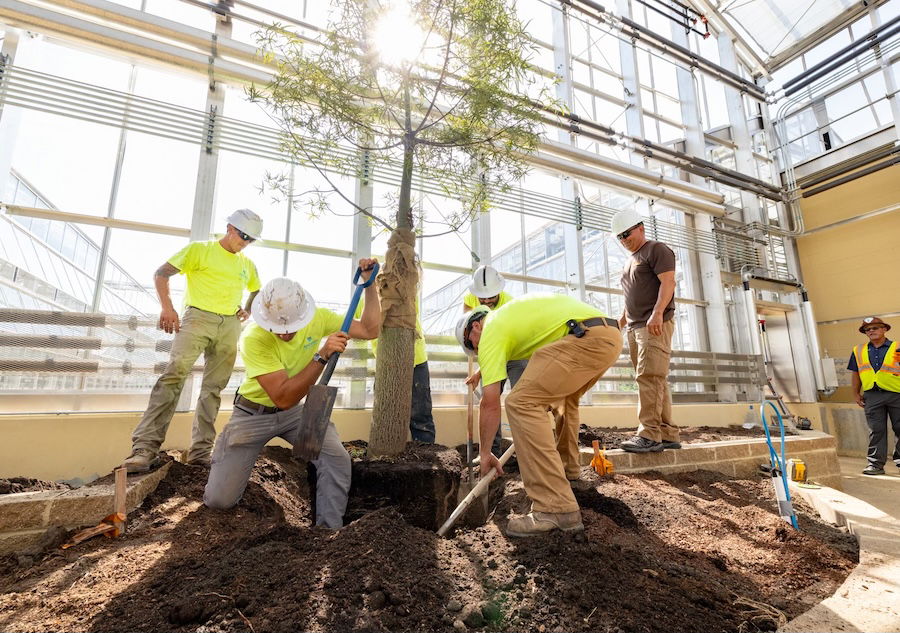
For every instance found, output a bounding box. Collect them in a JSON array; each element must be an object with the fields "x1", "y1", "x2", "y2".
[{"x1": 760, "y1": 400, "x2": 799, "y2": 529}]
